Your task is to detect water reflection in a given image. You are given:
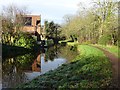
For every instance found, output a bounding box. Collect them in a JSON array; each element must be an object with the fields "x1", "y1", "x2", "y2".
[
  {"x1": 2, "y1": 45, "x2": 78, "y2": 88},
  {"x1": 32, "y1": 54, "x2": 41, "y2": 72}
]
